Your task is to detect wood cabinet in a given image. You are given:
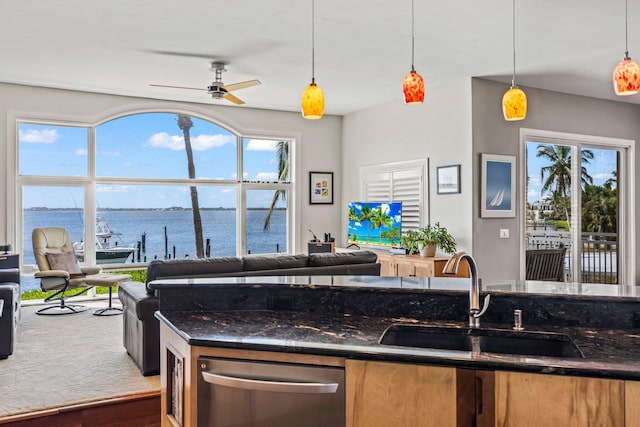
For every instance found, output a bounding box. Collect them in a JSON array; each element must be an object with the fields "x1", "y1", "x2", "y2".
[
  {"x1": 345, "y1": 360, "x2": 458, "y2": 427},
  {"x1": 494, "y1": 371, "x2": 625, "y2": 426},
  {"x1": 346, "y1": 360, "x2": 634, "y2": 427},
  {"x1": 377, "y1": 253, "x2": 469, "y2": 278},
  {"x1": 626, "y1": 381, "x2": 640, "y2": 427}
]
